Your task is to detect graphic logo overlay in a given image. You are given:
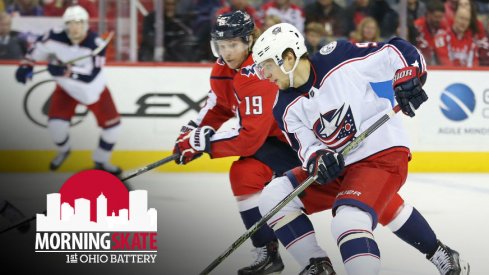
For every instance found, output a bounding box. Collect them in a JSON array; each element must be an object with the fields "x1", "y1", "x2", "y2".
[
  {"x1": 35, "y1": 170, "x2": 157, "y2": 264},
  {"x1": 440, "y1": 83, "x2": 476, "y2": 121}
]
